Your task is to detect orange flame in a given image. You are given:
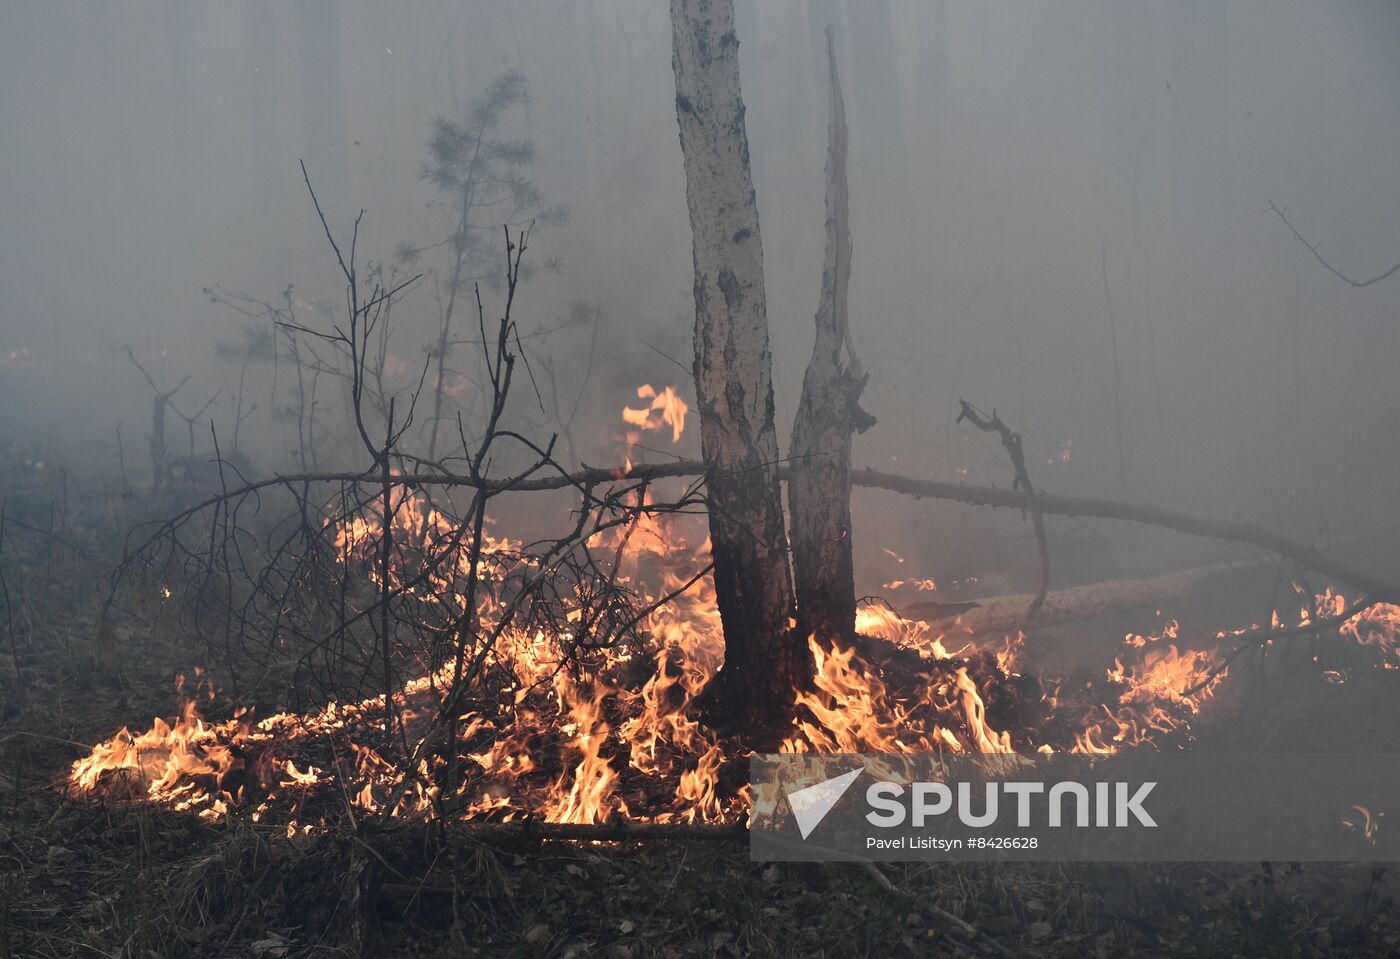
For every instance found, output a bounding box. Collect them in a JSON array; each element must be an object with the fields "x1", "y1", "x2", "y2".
[
  {"x1": 622, "y1": 384, "x2": 688, "y2": 443},
  {"x1": 68, "y1": 495, "x2": 1400, "y2": 831}
]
